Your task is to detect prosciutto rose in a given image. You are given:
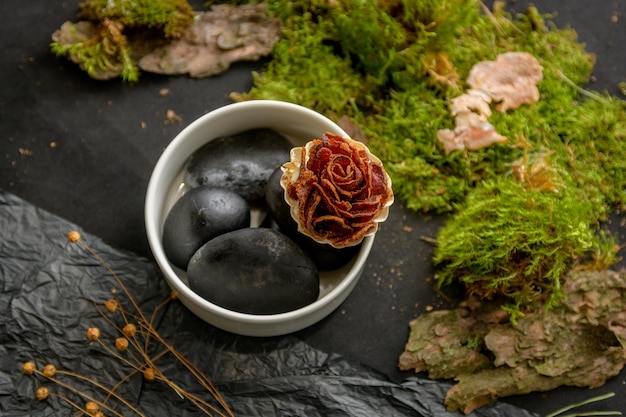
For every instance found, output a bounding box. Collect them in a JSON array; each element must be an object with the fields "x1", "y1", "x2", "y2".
[{"x1": 280, "y1": 132, "x2": 394, "y2": 248}]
